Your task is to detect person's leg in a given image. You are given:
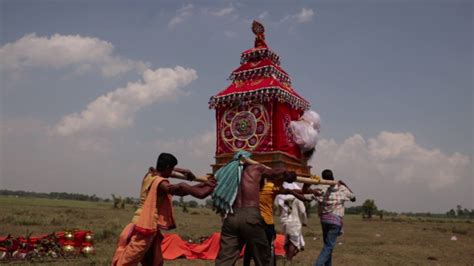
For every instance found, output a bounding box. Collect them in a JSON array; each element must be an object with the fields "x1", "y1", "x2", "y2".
[
  {"x1": 243, "y1": 244, "x2": 253, "y2": 266},
  {"x1": 324, "y1": 224, "x2": 340, "y2": 266},
  {"x1": 154, "y1": 232, "x2": 165, "y2": 266},
  {"x1": 141, "y1": 231, "x2": 164, "y2": 266},
  {"x1": 285, "y1": 241, "x2": 298, "y2": 261},
  {"x1": 315, "y1": 223, "x2": 340, "y2": 266},
  {"x1": 242, "y1": 209, "x2": 270, "y2": 266},
  {"x1": 118, "y1": 232, "x2": 154, "y2": 266},
  {"x1": 216, "y1": 214, "x2": 243, "y2": 266},
  {"x1": 265, "y1": 224, "x2": 276, "y2": 266},
  {"x1": 111, "y1": 223, "x2": 135, "y2": 266}
]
